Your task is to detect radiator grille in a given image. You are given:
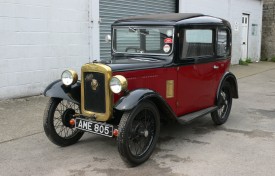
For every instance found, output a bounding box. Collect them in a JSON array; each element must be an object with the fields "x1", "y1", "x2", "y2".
[{"x1": 83, "y1": 72, "x2": 106, "y2": 113}]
